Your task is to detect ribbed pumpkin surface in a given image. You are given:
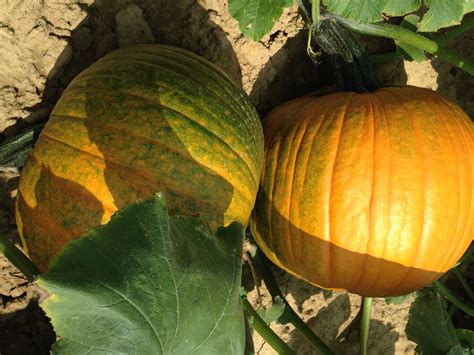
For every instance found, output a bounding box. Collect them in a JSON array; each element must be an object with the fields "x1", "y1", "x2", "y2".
[
  {"x1": 16, "y1": 45, "x2": 264, "y2": 272},
  {"x1": 251, "y1": 86, "x2": 473, "y2": 297}
]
